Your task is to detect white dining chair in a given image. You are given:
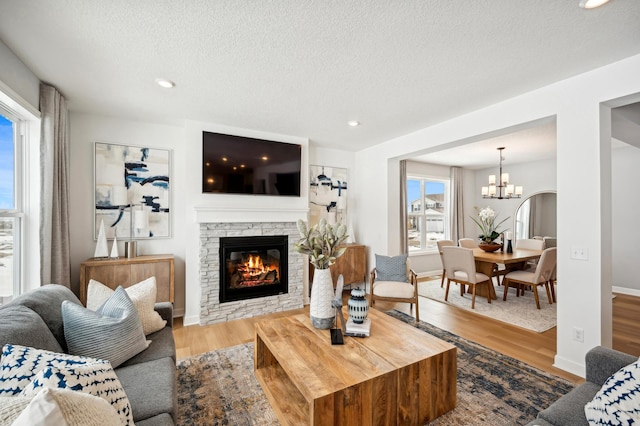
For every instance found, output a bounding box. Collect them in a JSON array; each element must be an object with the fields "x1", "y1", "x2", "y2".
[
  {"x1": 436, "y1": 240, "x2": 455, "y2": 288},
  {"x1": 515, "y1": 239, "x2": 545, "y2": 250},
  {"x1": 458, "y1": 238, "x2": 477, "y2": 249},
  {"x1": 442, "y1": 246, "x2": 492, "y2": 309},
  {"x1": 503, "y1": 247, "x2": 557, "y2": 309}
]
